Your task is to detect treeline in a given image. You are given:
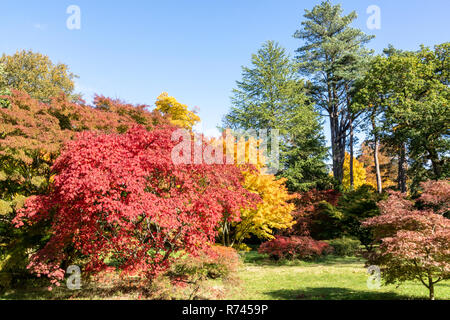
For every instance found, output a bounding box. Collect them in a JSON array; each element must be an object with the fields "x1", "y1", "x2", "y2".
[
  {"x1": 0, "y1": 0, "x2": 448, "y2": 300},
  {"x1": 223, "y1": 1, "x2": 449, "y2": 194}
]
